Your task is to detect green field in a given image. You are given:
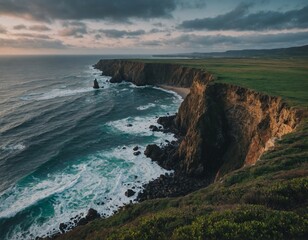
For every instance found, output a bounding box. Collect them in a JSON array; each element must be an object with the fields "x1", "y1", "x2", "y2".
[
  {"x1": 138, "y1": 58, "x2": 308, "y2": 108},
  {"x1": 58, "y1": 58, "x2": 308, "y2": 240}
]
